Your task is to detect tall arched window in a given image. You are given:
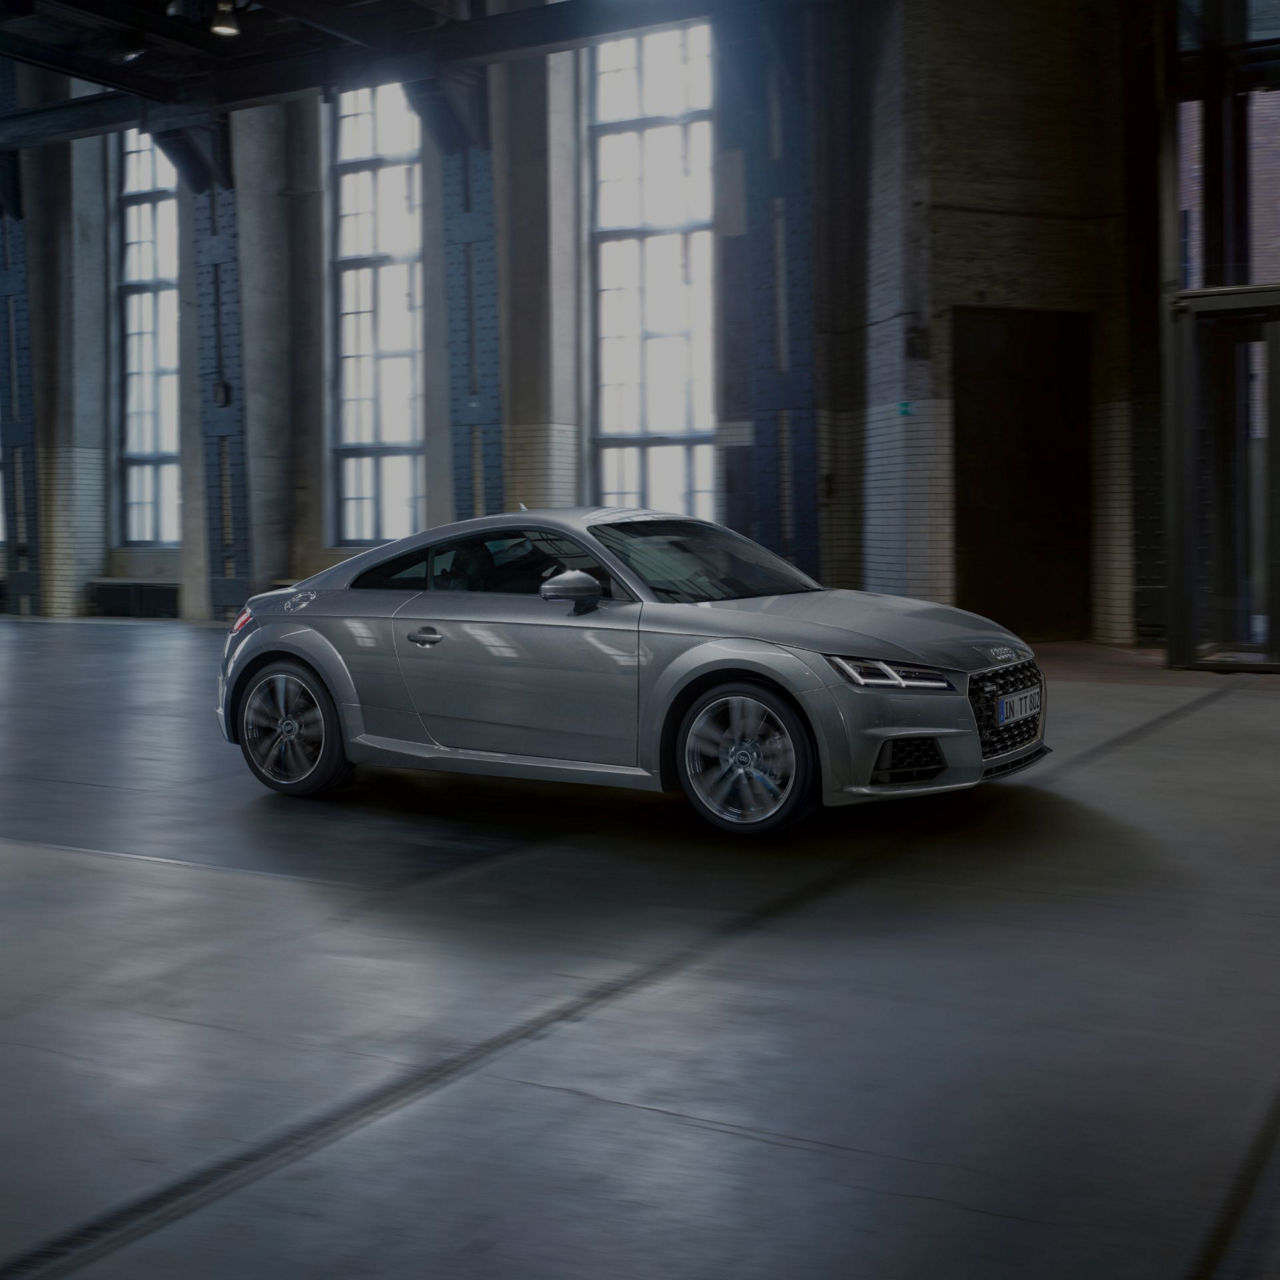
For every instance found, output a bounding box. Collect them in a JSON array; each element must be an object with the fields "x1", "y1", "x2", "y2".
[
  {"x1": 119, "y1": 128, "x2": 180, "y2": 544},
  {"x1": 591, "y1": 23, "x2": 715, "y2": 516},
  {"x1": 331, "y1": 84, "x2": 426, "y2": 544}
]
